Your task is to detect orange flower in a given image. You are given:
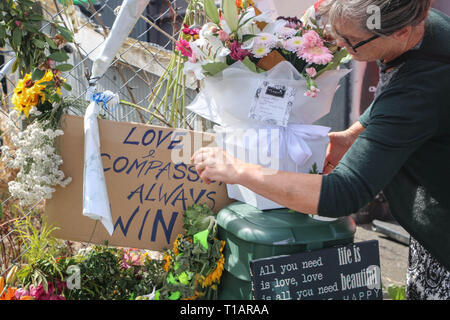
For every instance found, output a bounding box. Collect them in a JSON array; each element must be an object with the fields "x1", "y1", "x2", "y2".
[
  {"x1": 19, "y1": 295, "x2": 34, "y2": 300},
  {"x1": 0, "y1": 287, "x2": 17, "y2": 300},
  {"x1": 235, "y1": 0, "x2": 254, "y2": 9},
  {"x1": 198, "y1": 241, "x2": 226, "y2": 288},
  {"x1": 163, "y1": 254, "x2": 171, "y2": 272}
]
